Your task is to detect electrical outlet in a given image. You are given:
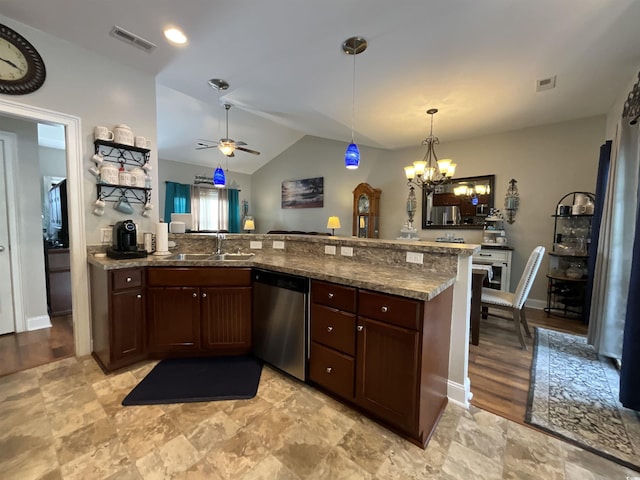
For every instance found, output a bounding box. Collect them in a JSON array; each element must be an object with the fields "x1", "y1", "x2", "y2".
[
  {"x1": 324, "y1": 245, "x2": 336, "y2": 255},
  {"x1": 340, "y1": 246, "x2": 354, "y2": 257},
  {"x1": 249, "y1": 240, "x2": 263, "y2": 249},
  {"x1": 273, "y1": 240, "x2": 285, "y2": 250},
  {"x1": 100, "y1": 227, "x2": 112, "y2": 244},
  {"x1": 406, "y1": 252, "x2": 424, "y2": 264}
]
